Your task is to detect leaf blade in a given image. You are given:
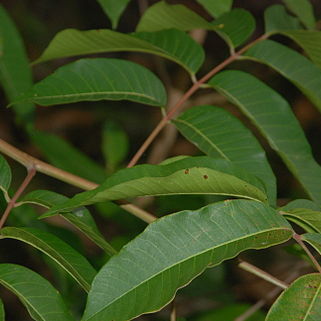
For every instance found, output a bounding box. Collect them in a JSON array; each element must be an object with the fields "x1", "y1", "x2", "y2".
[
  {"x1": 302, "y1": 233, "x2": 321, "y2": 256},
  {"x1": 0, "y1": 298, "x2": 4, "y2": 321},
  {"x1": 0, "y1": 154, "x2": 11, "y2": 202},
  {"x1": 196, "y1": 0, "x2": 233, "y2": 18},
  {"x1": 82, "y1": 199, "x2": 292, "y2": 321}
]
